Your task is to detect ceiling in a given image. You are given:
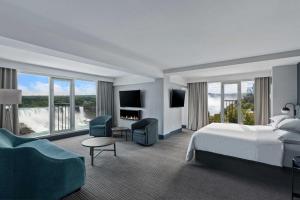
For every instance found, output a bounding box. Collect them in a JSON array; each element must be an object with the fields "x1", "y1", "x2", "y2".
[{"x1": 0, "y1": 0, "x2": 300, "y2": 80}]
